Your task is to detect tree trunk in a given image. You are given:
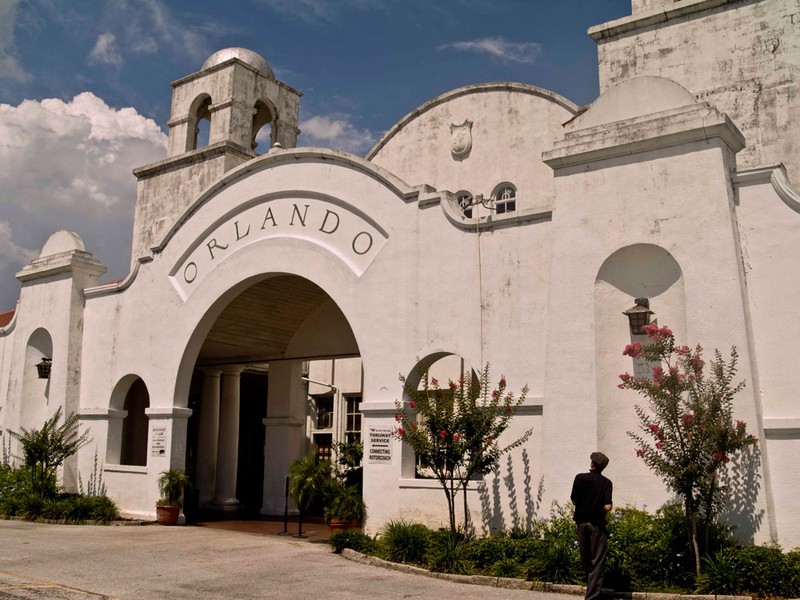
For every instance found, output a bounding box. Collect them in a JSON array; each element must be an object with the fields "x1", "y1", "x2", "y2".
[
  {"x1": 444, "y1": 484, "x2": 457, "y2": 540},
  {"x1": 685, "y1": 497, "x2": 702, "y2": 578},
  {"x1": 462, "y1": 481, "x2": 470, "y2": 535}
]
